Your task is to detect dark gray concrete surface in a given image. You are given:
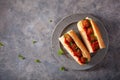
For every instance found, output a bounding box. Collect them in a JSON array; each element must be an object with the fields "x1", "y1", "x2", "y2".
[{"x1": 0, "y1": 0, "x2": 120, "y2": 80}]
